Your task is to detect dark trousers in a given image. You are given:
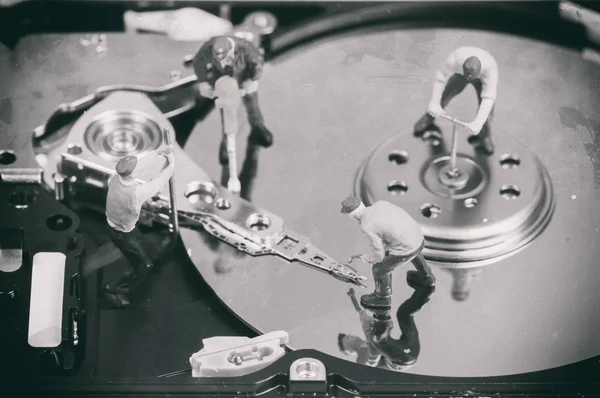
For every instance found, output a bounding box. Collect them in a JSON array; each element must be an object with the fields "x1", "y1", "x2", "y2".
[
  {"x1": 243, "y1": 92, "x2": 264, "y2": 127},
  {"x1": 373, "y1": 251, "x2": 431, "y2": 297},
  {"x1": 416, "y1": 74, "x2": 494, "y2": 138},
  {"x1": 107, "y1": 225, "x2": 153, "y2": 272},
  {"x1": 219, "y1": 92, "x2": 267, "y2": 165}
]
